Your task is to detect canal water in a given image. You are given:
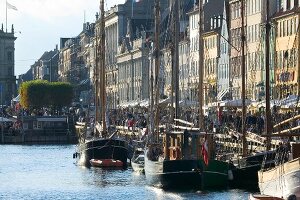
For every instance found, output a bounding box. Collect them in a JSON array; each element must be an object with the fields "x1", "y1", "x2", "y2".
[{"x1": 0, "y1": 145, "x2": 250, "y2": 200}]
